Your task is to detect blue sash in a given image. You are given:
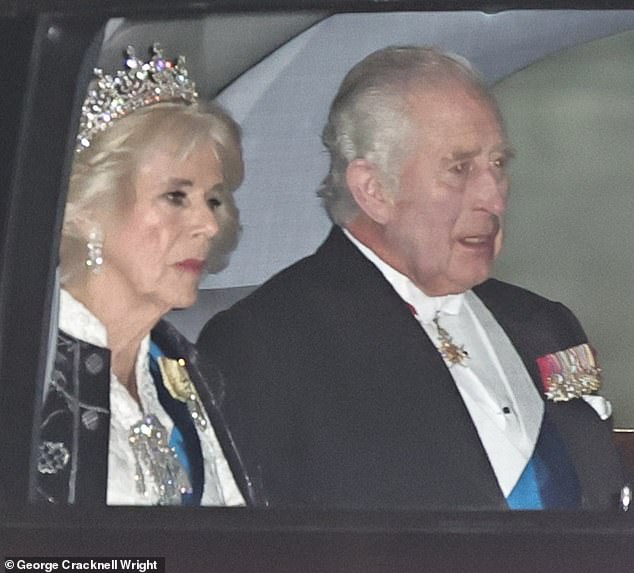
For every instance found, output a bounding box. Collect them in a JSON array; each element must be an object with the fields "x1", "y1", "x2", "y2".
[
  {"x1": 507, "y1": 414, "x2": 581, "y2": 510},
  {"x1": 149, "y1": 342, "x2": 204, "y2": 506}
]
